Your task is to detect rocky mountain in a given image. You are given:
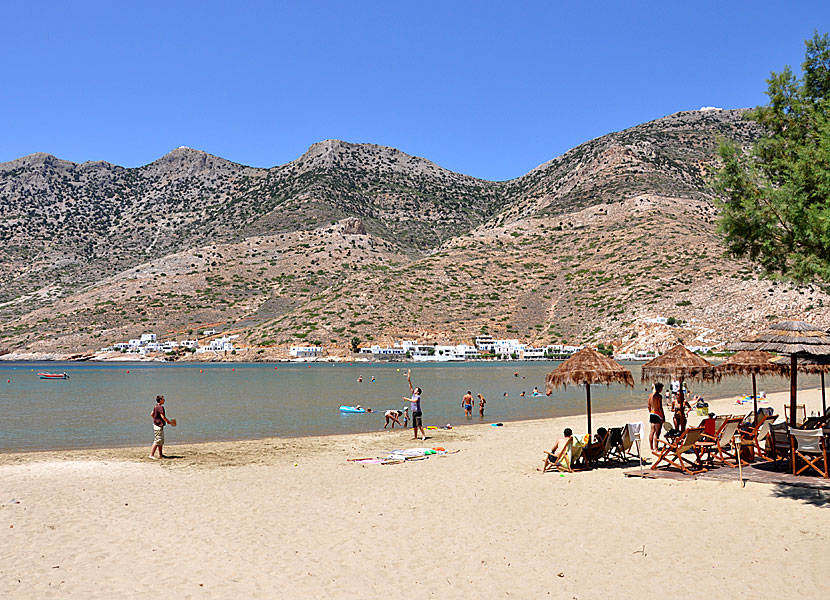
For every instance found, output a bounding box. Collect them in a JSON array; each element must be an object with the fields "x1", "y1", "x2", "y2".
[{"x1": 1, "y1": 108, "x2": 828, "y2": 358}]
